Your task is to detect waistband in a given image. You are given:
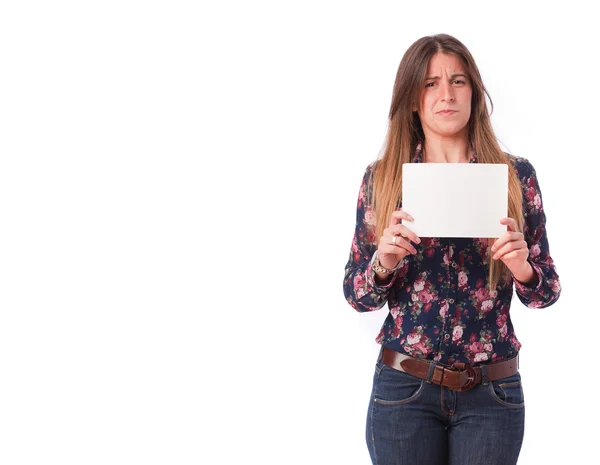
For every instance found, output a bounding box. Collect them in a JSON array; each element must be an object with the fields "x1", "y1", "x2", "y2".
[{"x1": 379, "y1": 346, "x2": 519, "y2": 392}]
